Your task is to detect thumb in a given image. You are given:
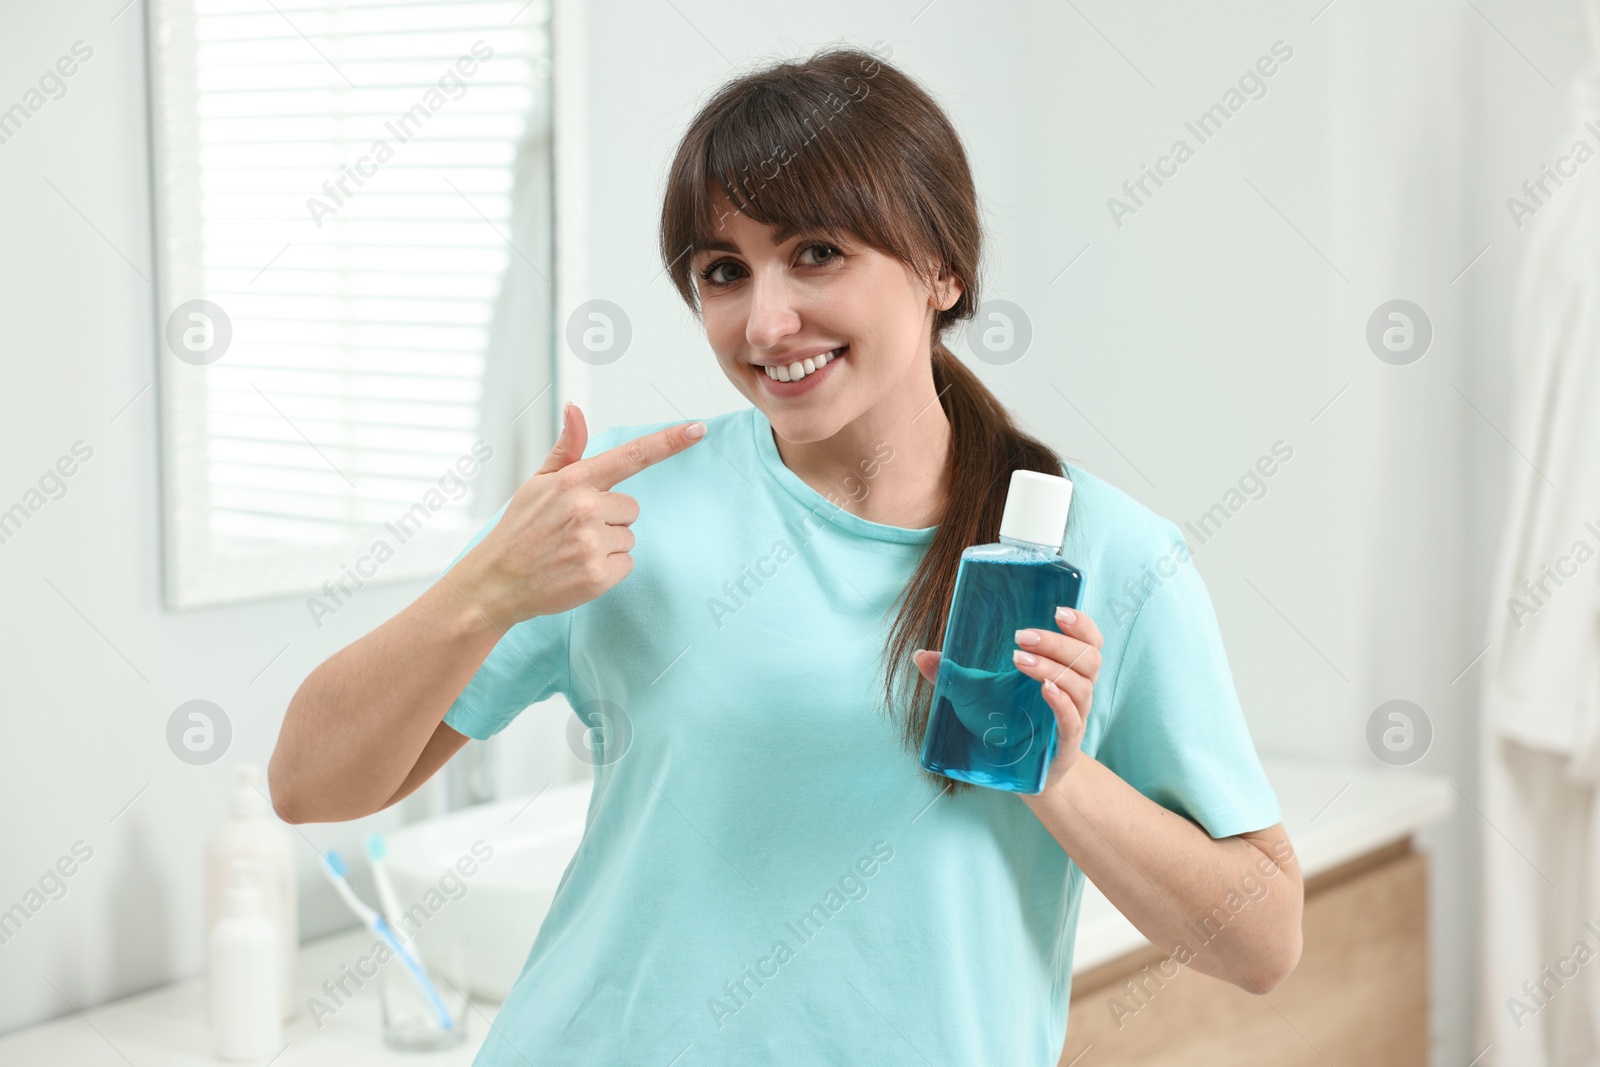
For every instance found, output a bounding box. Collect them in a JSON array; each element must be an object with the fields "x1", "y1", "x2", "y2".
[
  {"x1": 535, "y1": 401, "x2": 588, "y2": 476},
  {"x1": 912, "y1": 648, "x2": 941, "y2": 685}
]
